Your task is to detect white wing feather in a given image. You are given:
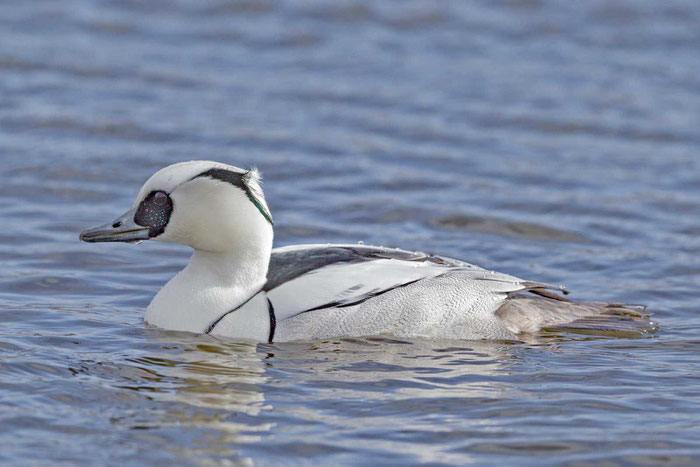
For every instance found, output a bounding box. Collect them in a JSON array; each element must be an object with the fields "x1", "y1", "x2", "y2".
[{"x1": 267, "y1": 258, "x2": 452, "y2": 321}]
